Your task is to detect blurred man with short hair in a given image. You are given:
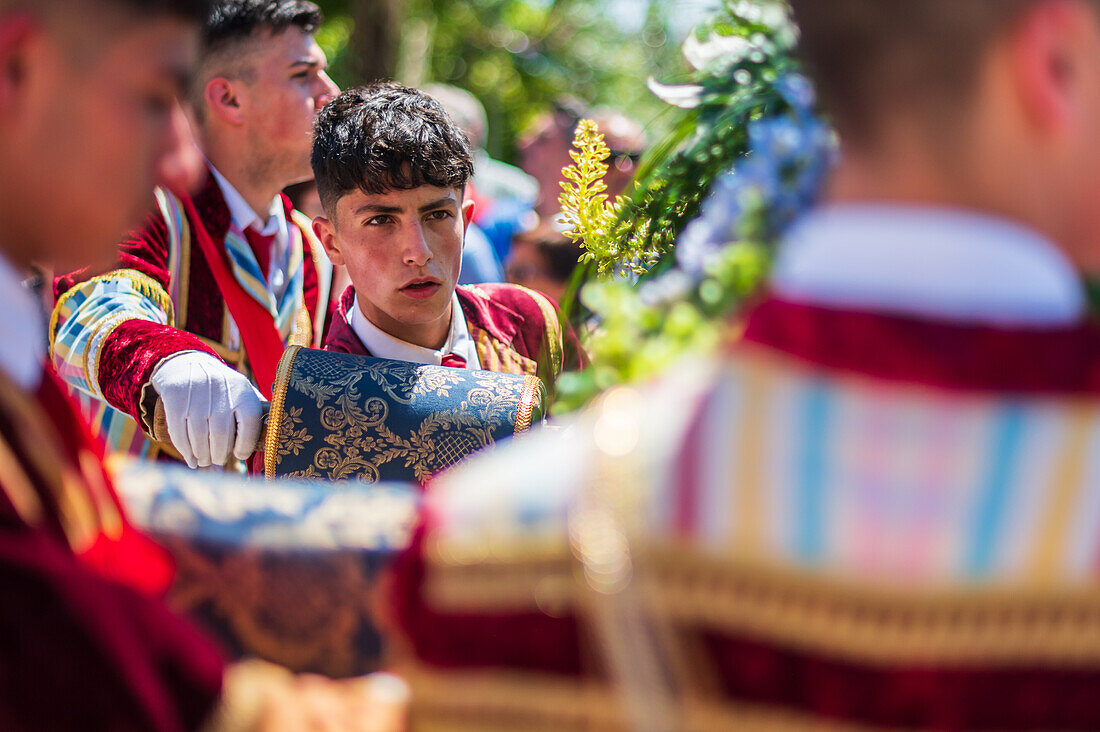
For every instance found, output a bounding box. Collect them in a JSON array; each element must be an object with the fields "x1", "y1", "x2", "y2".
[
  {"x1": 52, "y1": 0, "x2": 339, "y2": 470},
  {"x1": 394, "y1": 2, "x2": 1100, "y2": 729},
  {"x1": 0, "y1": 1, "x2": 227, "y2": 727}
]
